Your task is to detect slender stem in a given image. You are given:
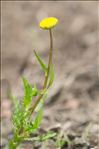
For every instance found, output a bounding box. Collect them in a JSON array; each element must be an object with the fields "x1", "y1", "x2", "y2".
[
  {"x1": 29, "y1": 29, "x2": 53, "y2": 115},
  {"x1": 8, "y1": 134, "x2": 21, "y2": 149},
  {"x1": 43, "y1": 29, "x2": 53, "y2": 88}
]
